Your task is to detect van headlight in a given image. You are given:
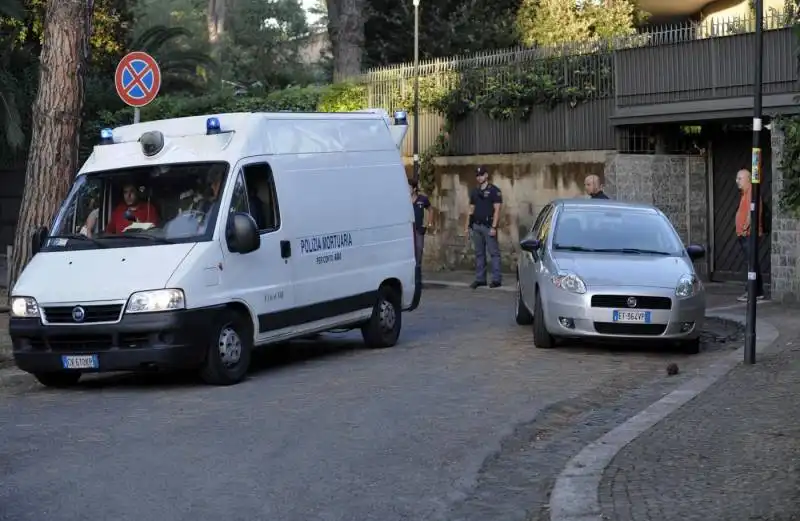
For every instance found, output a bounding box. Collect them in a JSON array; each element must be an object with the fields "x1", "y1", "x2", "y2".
[
  {"x1": 10, "y1": 296, "x2": 40, "y2": 318},
  {"x1": 125, "y1": 289, "x2": 186, "y2": 313},
  {"x1": 551, "y1": 272, "x2": 587, "y2": 294},
  {"x1": 675, "y1": 274, "x2": 702, "y2": 298}
]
